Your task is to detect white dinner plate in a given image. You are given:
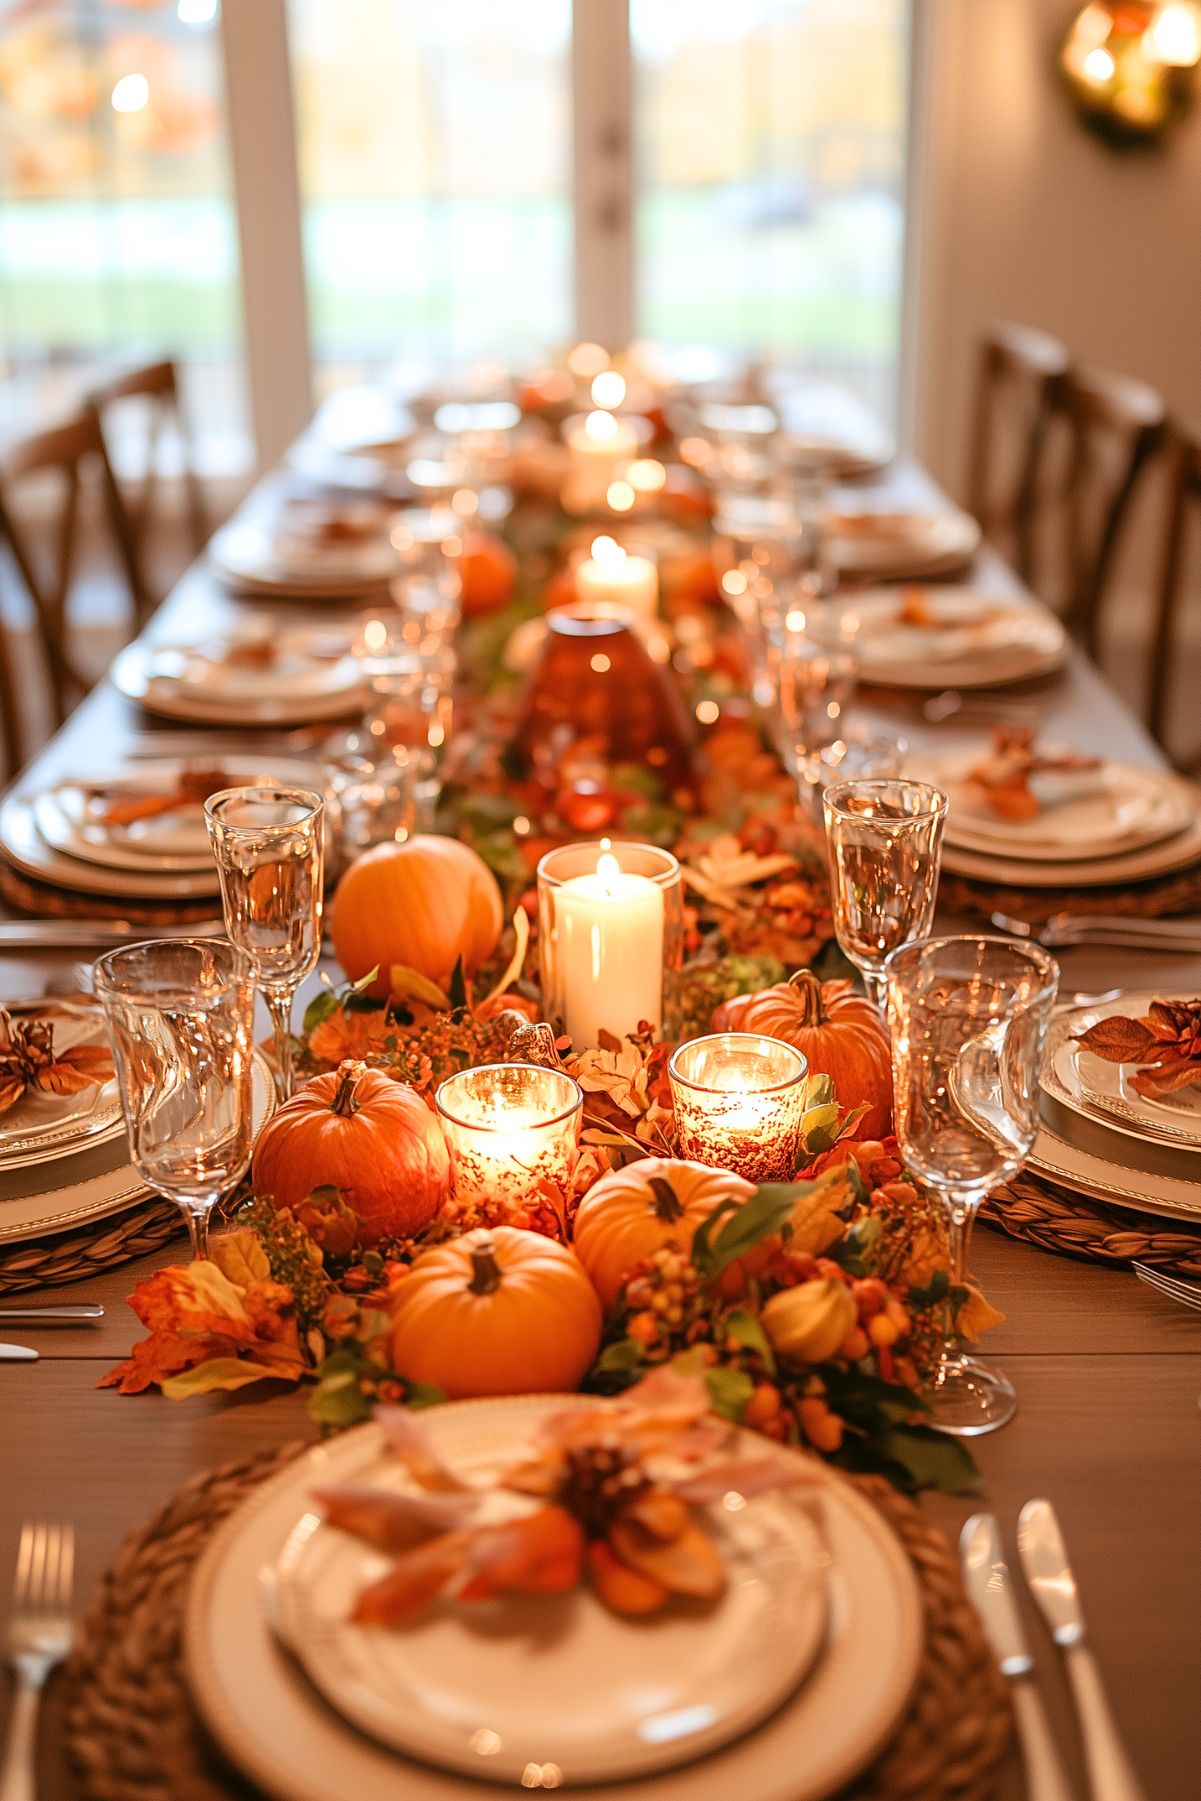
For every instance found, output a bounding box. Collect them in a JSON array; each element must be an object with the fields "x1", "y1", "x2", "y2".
[
  {"x1": 1028, "y1": 1107, "x2": 1201, "y2": 1225},
  {"x1": 1049, "y1": 994, "x2": 1201, "y2": 1152},
  {"x1": 186, "y1": 1403, "x2": 923, "y2": 1801},
  {"x1": 846, "y1": 587, "x2": 1067, "y2": 689},
  {"x1": 112, "y1": 637, "x2": 364, "y2": 728},
  {"x1": 273, "y1": 1400, "x2": 828, "y2": 1786},
  {"x1": 0, "y1": 1050, "x2": 274, "y2": 1242},
  {"x1": 0, "y1": 998, "x2": 124, "y2": 1171},
  {"x1": 909, "y1": 748, "x2": 1193, "y2": 861},
  {"x1": 939, "y1": 797, "x2": 1201, "y2": 888},
  {"x1": 210, "y1": 521, "x2": 401, "y2": 598},
  {"x1": 3, "y1": 756, "x2": 320, "y2": 897},
  {"x1": 826, "y1": 507, "x2": 980, "y2": 582}
]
